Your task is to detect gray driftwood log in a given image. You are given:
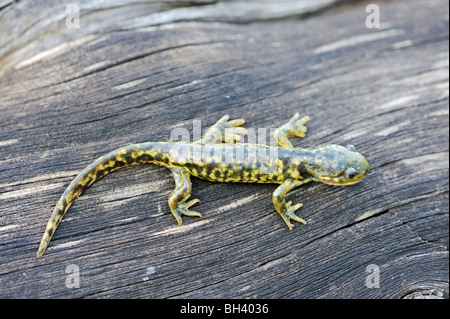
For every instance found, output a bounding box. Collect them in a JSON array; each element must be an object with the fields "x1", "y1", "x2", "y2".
[{"x1": 0, "y1": 0, "x2": 448, "y2": 298}]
